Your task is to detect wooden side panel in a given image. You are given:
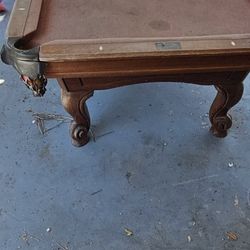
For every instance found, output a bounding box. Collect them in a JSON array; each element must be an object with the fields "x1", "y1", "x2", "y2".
[
  {"x1": 6, "y1": 0, "x2": 43, "y2": 38},
  {"x1": 55, "y1": 72, "x2": 249, "y2": 92},
  {"x1": 44, "y1": 54, "x2": 250, "y2": 78}
]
